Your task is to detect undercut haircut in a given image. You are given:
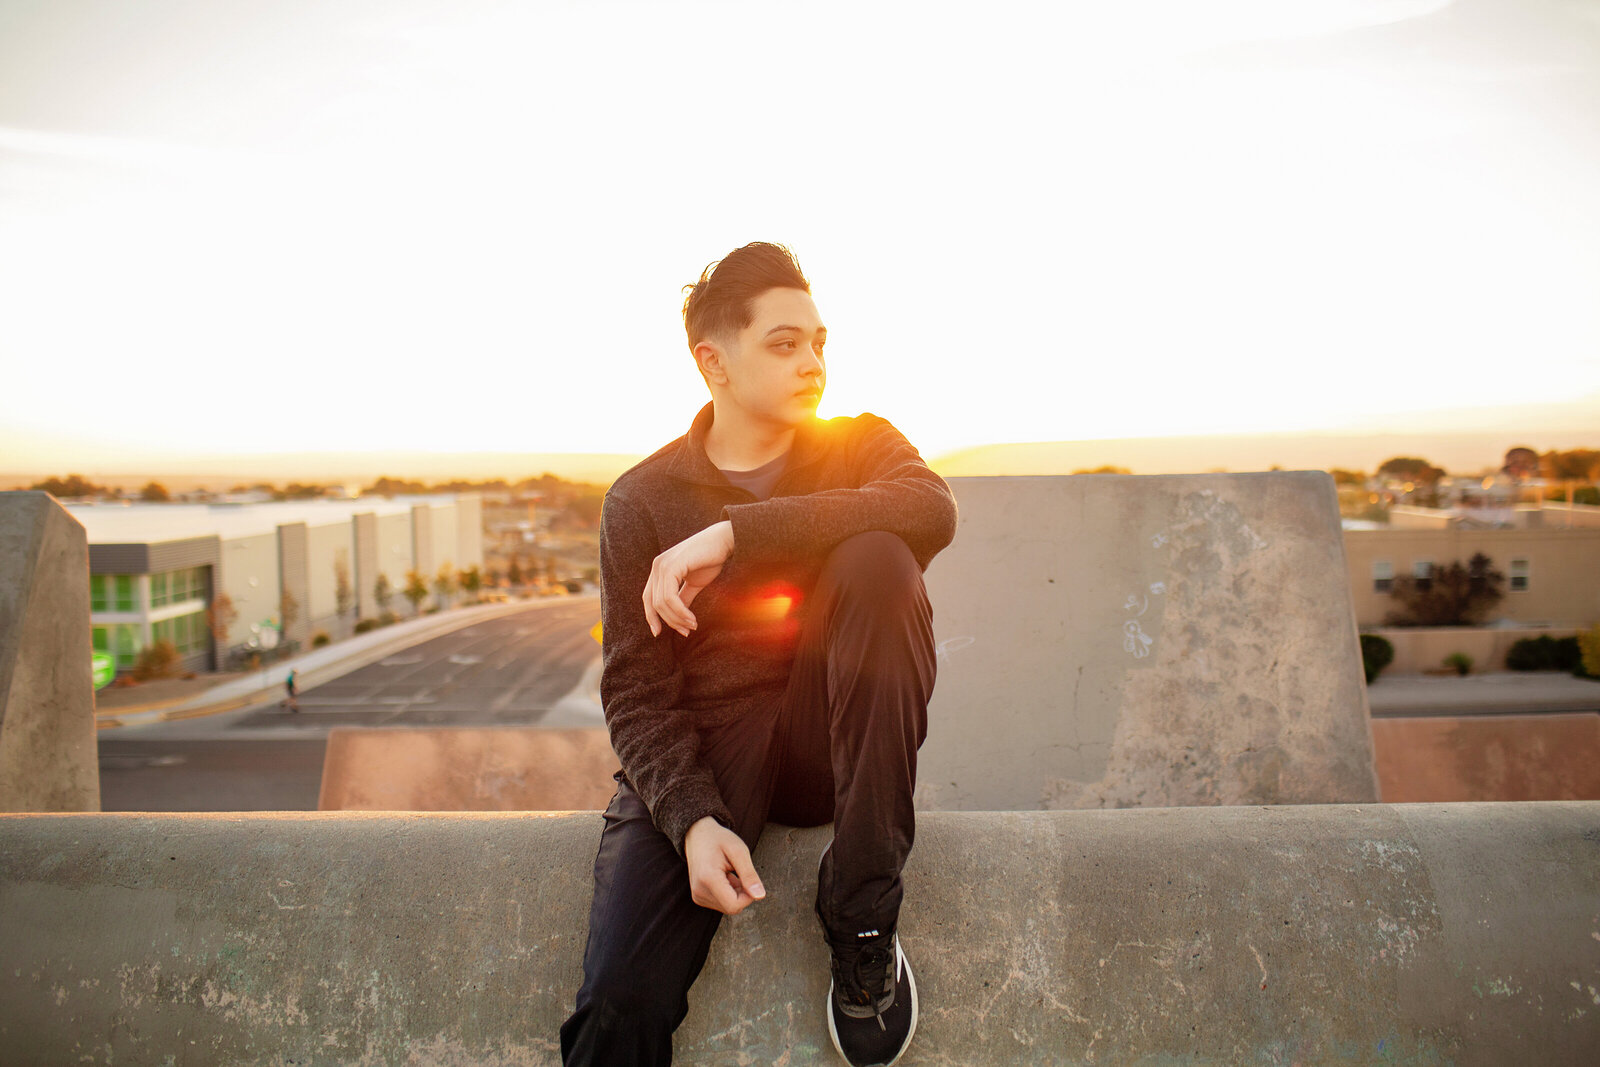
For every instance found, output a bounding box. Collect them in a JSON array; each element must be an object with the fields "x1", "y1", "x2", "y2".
[{"x1": 682, "y1": 242, "x2": 811, "y2": 351}]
